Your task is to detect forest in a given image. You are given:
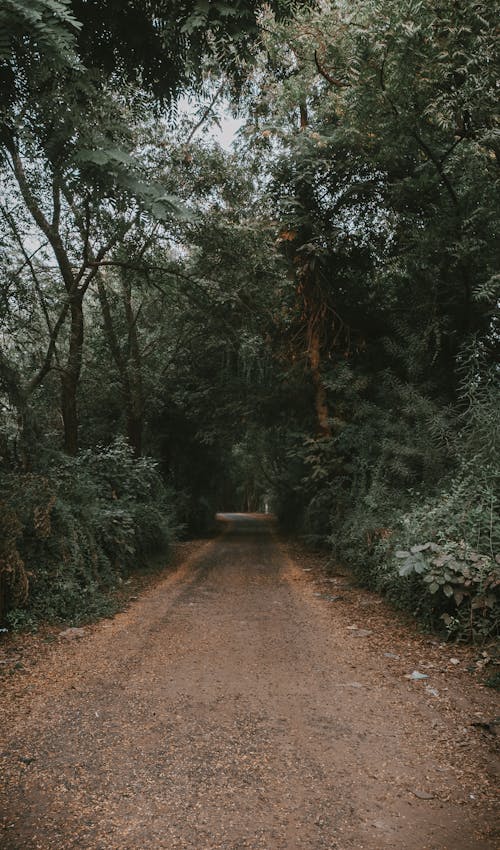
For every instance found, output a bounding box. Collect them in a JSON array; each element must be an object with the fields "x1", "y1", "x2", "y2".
[{"x1": 0, "y1": 0, "x2": 498, "y2": 642}]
